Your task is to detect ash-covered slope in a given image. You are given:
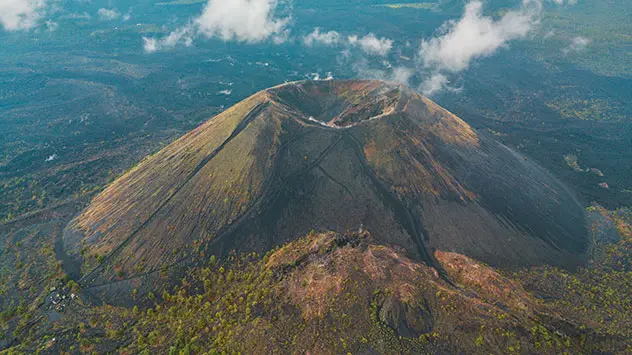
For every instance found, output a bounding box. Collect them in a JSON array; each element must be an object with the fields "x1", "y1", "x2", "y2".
[{"x1": 63, "y1": 80, "x2": 588, "y2": 293}]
